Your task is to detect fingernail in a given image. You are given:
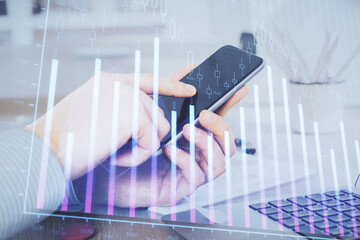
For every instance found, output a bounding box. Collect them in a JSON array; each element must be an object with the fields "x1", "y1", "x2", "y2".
[{"x1": 185, "y1": 84, "x2": 196, "y2": 94}]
